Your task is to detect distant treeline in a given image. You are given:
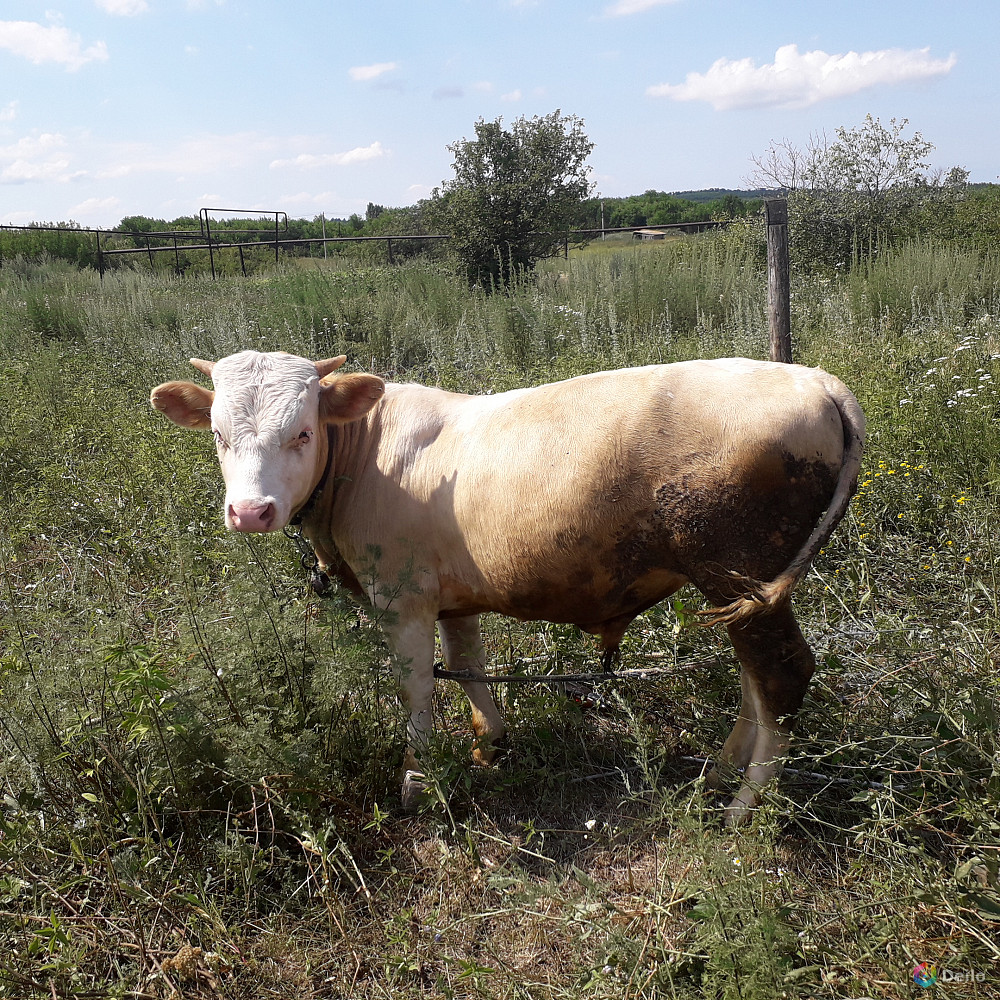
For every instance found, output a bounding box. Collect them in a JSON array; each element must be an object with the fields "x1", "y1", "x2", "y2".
[
  {"x1": 2, "y1": 184, "x2": 999, "y2": 276},
  {"x1": 572, "y1": 189, "x2": 767, "y2": 230},
  {"x1": 0, "y1": 190, "x2": 766, "y2": 275}
]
